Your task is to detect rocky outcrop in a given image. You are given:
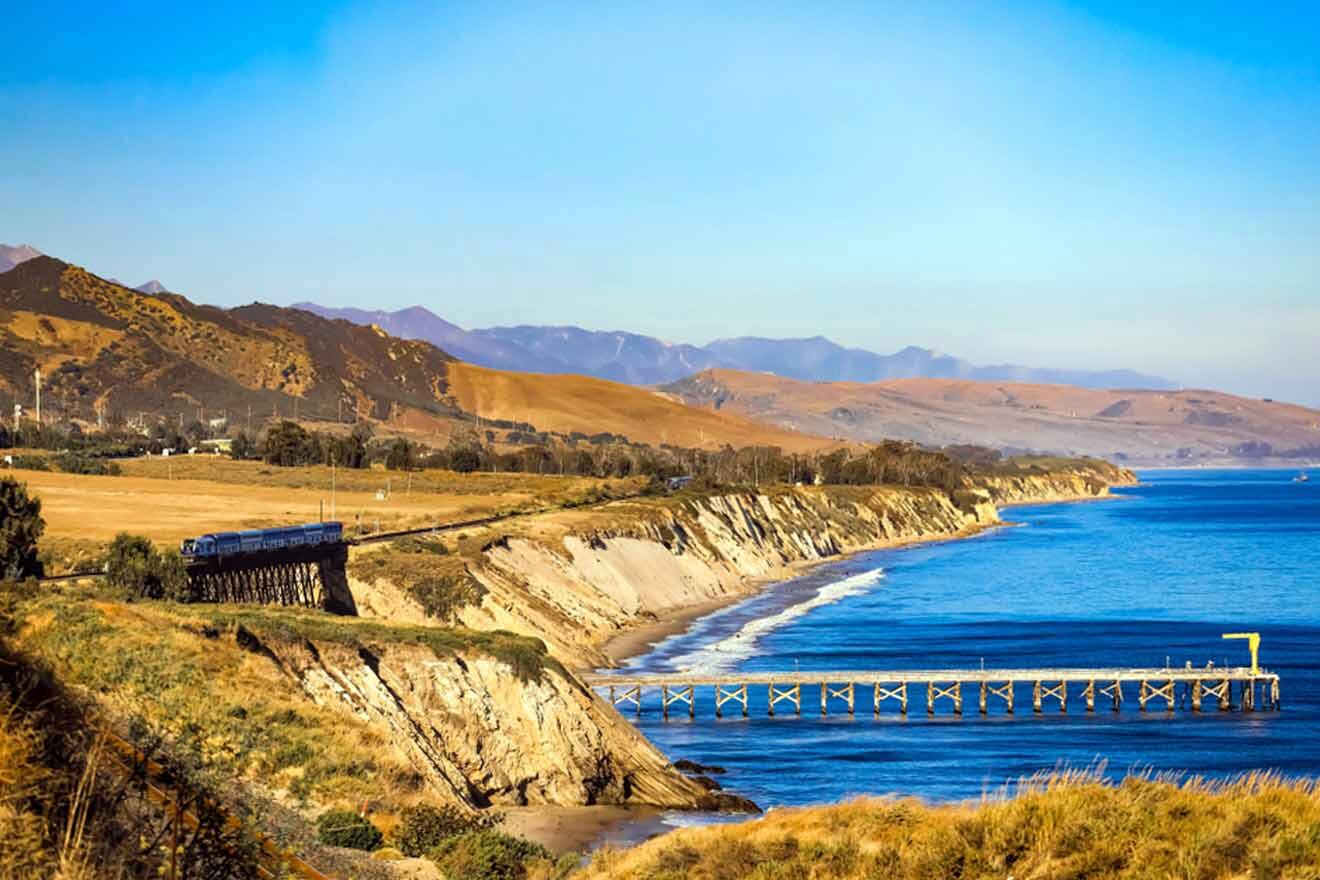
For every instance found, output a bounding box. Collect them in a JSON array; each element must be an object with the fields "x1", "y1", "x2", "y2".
[{"x1": 245, "y1": 631, "x2": 711, "y2": 810}]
